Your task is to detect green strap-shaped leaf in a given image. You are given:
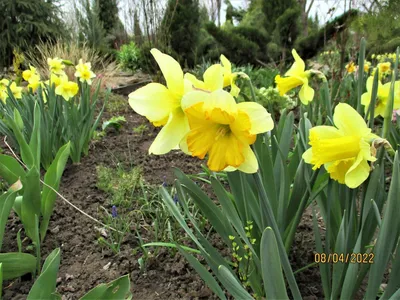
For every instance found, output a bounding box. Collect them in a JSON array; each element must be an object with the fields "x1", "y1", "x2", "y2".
[
  {"x1": 0, "y1": 262, "x2": 3, "y2": 299},
  {"x1": 0, "y1": 190, "x2": 18, "y2": 251},
  {"x1": 27, "y1": 248, "x2": 61, "y2": 300},
  {"x1": 218, "y1": 265, "x2": 254, "y2": 300},
  {"x1": 177, "y1": 245, "x2": 226, "y2": 300},
  {"x1": 366, "y1": 152, "x2": 400, "y2": 298},
  {"x1": 40, "y1": 142, "x2": 70, "y2": 241},
  {"x1": 29, "y1": 102, "x2": 41, "y2": 170},
  {"x1": 260, "y1": 227, "x2": 288, "y2": 299},
  {"x1": 80, "y1": 274, "x2": 132, "y2": 300},
  {"x1": 0, "y1": 155, "x2": 26, "y2": 186},
  {"x1": 0, "y1": 252, "x2": 36, "y2": 280}
]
